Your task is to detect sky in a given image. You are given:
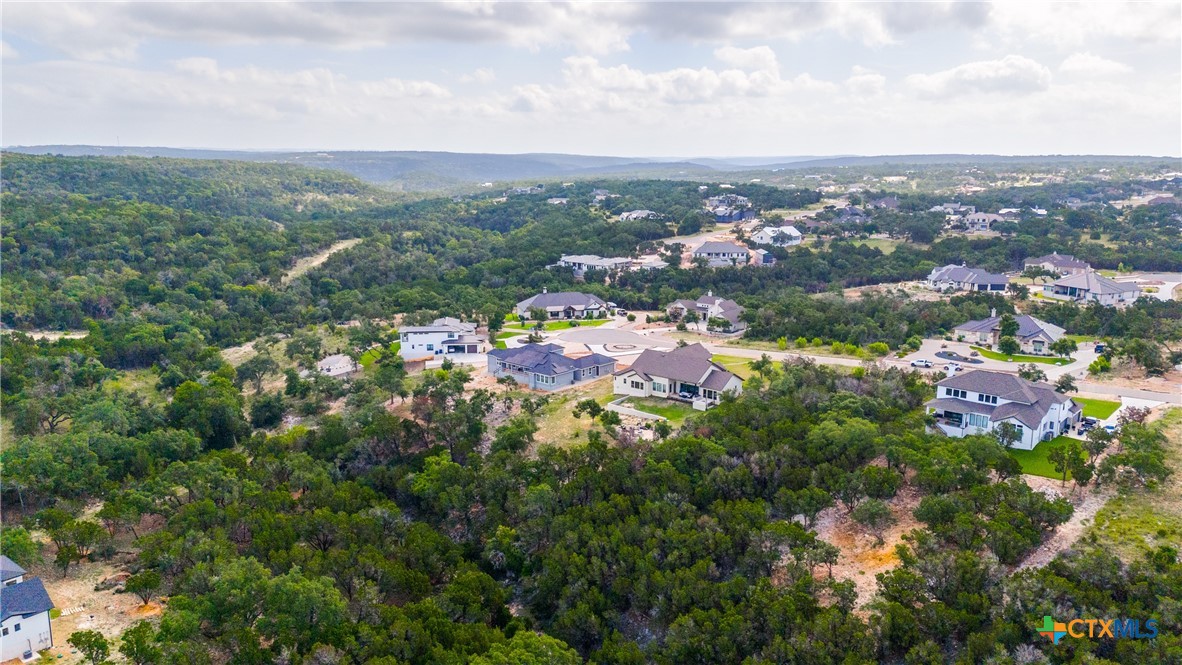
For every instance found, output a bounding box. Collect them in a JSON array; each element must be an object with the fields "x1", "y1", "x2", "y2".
[{"x1": 3, "y1": 1, "x2": 1180, "y2": 157}]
